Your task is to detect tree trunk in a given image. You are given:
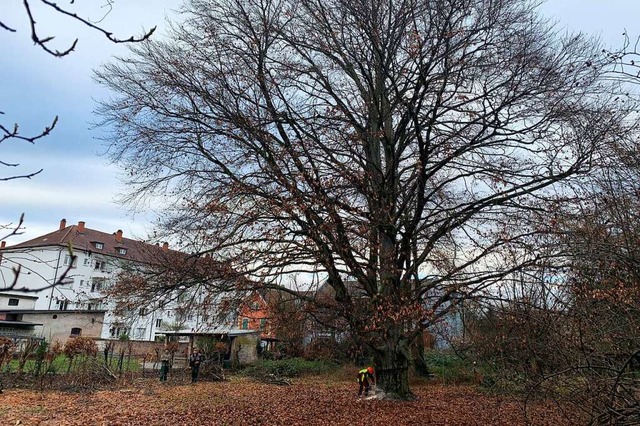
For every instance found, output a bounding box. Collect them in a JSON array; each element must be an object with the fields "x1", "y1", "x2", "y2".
[
  {"x1": 374, "y1": 335, "x2": 415, "y2": 400},
  {"x1": 412, "y1": 333, "x2": 431, "y2": 377}
]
